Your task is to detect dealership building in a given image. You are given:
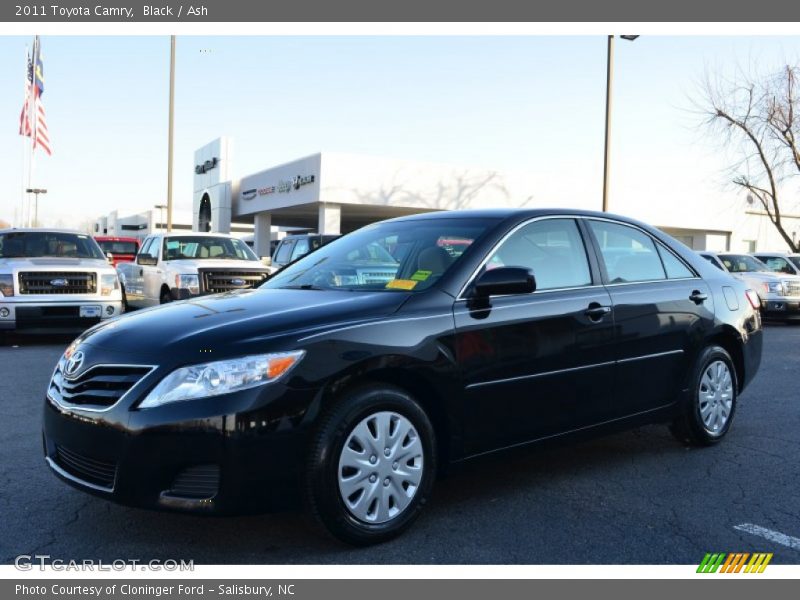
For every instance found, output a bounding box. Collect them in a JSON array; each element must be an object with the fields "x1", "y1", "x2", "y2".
[{"x1": 95, "y1": 136, "x2": 800, "y2": 257}]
